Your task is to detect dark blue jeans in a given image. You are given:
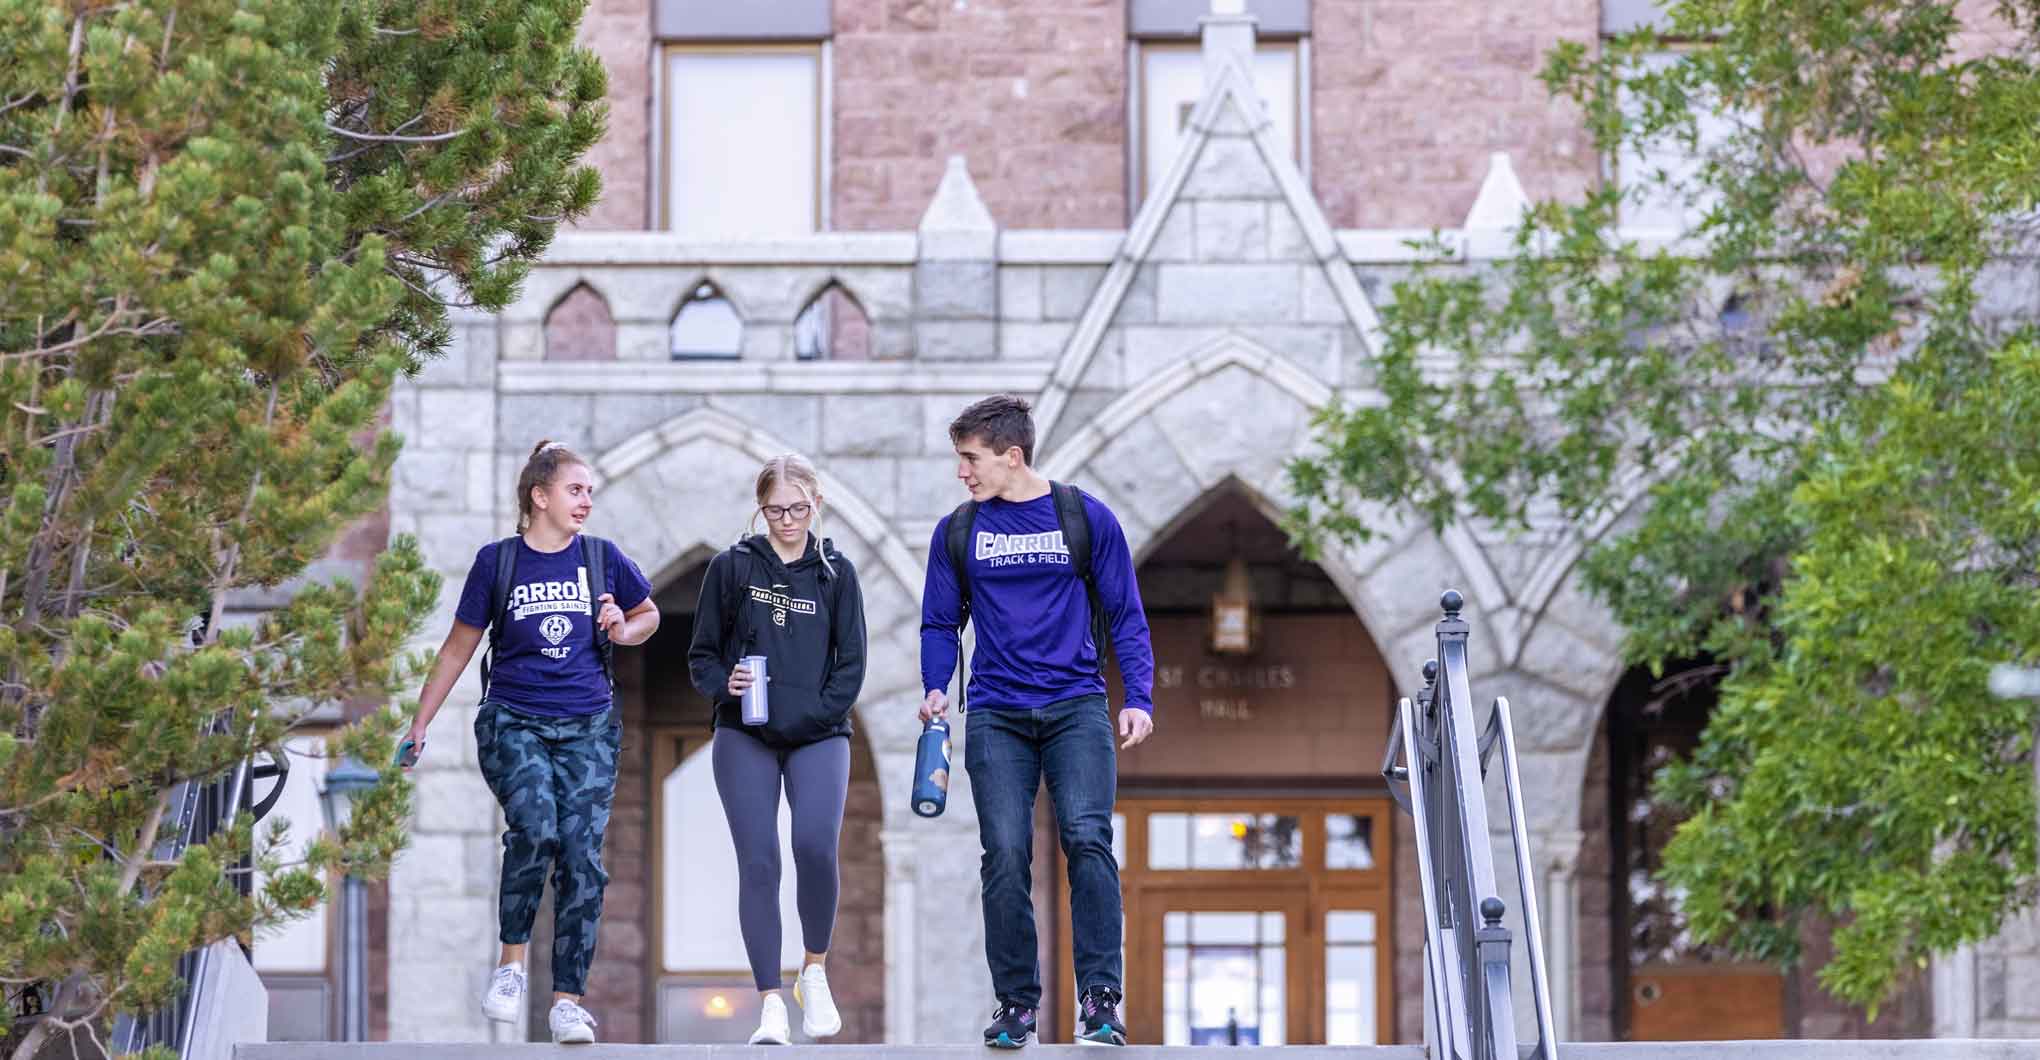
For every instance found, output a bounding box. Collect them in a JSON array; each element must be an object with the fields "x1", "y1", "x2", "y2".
[{"x1": 965, "y1": 694, "x2": 1122, "y2": 1009}]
